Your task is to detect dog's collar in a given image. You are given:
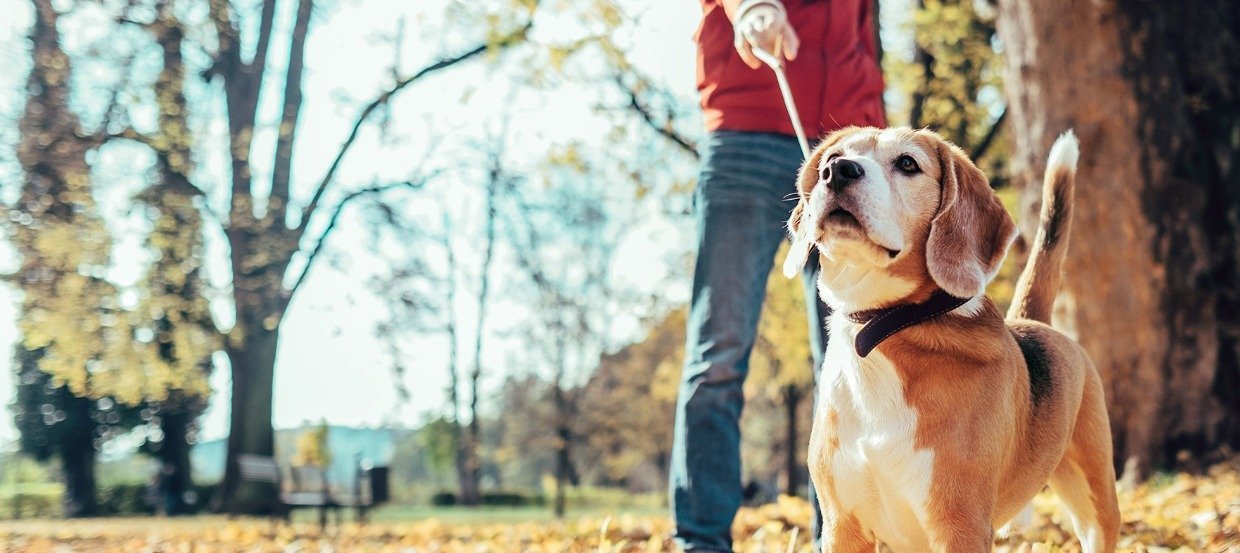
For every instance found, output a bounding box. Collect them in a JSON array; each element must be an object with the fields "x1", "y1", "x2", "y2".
[{"x1": 845, "y1": 289, "x2": 972, "y2": 358}]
